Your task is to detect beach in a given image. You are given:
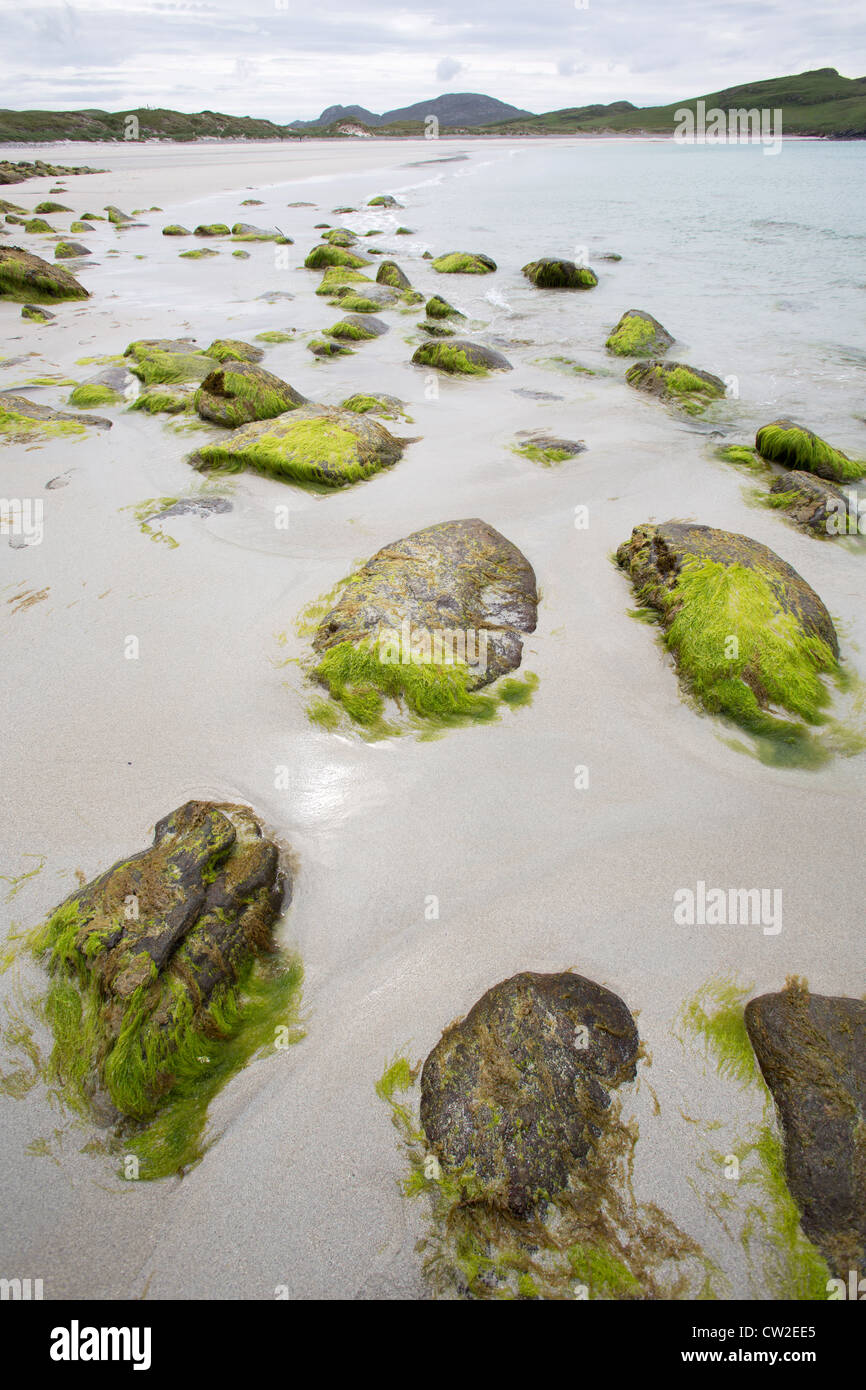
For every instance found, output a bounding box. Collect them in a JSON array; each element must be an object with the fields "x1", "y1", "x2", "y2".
[{"x1": 1, "y1": 134, "x2": 865, "y2": 1299}]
